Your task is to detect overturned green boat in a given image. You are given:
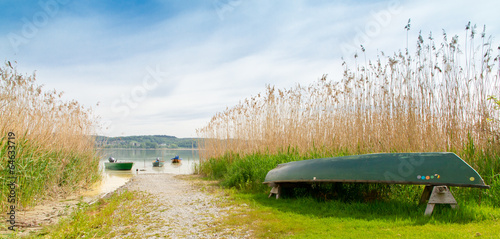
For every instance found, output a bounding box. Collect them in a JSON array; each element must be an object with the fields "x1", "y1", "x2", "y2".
[
  {"x1": 263, "y1": 152, "x2": 489, "y2": 215},
  {"x1": 263, "y1": 152, "x2": 488, "y2": 188}
]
